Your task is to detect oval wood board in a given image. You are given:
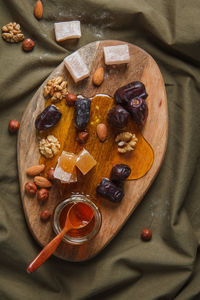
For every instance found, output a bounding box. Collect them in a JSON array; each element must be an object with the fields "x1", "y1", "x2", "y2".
[{"x1": 17, "y1": 40, "x2": 168, "y2": 262}]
